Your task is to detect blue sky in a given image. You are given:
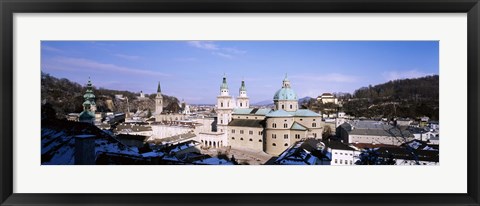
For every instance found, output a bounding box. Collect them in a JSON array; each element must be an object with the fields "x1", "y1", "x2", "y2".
[{"x1": 41, "y1": 41, "x2": 439, "y2": 104}]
